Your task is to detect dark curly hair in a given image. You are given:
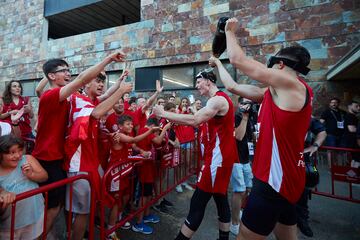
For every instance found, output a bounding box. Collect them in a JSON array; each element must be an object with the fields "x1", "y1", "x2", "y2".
[{"x1": 2, "y1": 80, "x2": 23, "y2": 105}]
